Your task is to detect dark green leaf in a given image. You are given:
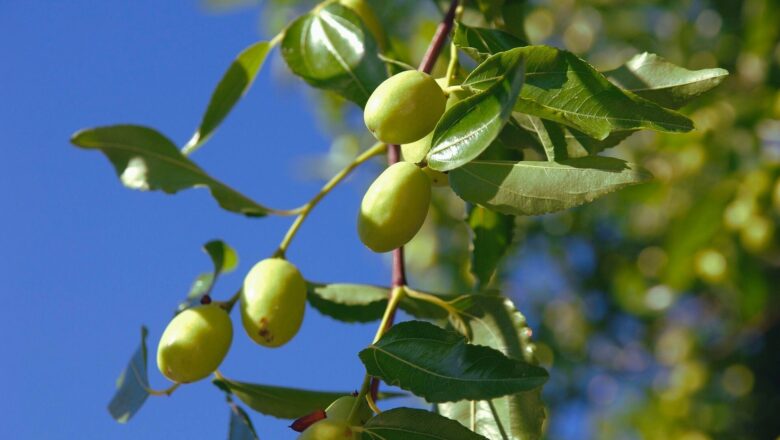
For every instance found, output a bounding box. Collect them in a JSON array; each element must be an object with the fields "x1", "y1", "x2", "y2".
[
  {"x1": 281, "y1": 3, "x2": 387, "y2": 107},
  {"x1": 604, "y1": 52, "x2": 729, "y2": 109},
  {"x1": 427, "y1": 52, "x2": 525, "y2": 171},
  {"x1": 468, "y1": 205, "x2": 515, "y2": 289},
  {"x1": 214, "y1": 376, "x2": 401, "y2": 419},
  {"x1": 452, "y1": 21, "x2": 527, "y2": 61},
  {"x1": 359, "y1": 320, "x2": 548, "y2": 403},
  {"x1": 71, "y1": 125, "x2": 276, "y2": 217},
  {"x1": 439, "y1": 296, "x2": 546, "y2": 440},
  {"x1": 184, "y1": 42, "x2": 272, "y2": 153},
  {"x1": 361, "y1": 407, "x2": 488, "y2": 440},
  {"x1": 228, "y1": 402, "x2": 260, "y2": 440},
  {"x1": 463, "y1": 46, "x2": 694, "y2": 140},
  {"x1": 108, "y1": 326, "x2": 150, "y2": 423},
  {"x1": 450, "y1": 157, "x2": 652, "y2": 216},
  {"x1": 178, "y1": 240, "x2": 239, "y2": 312},
  {"x1": 307, "y1": 282, "x2": 388, "y2": 323}
]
